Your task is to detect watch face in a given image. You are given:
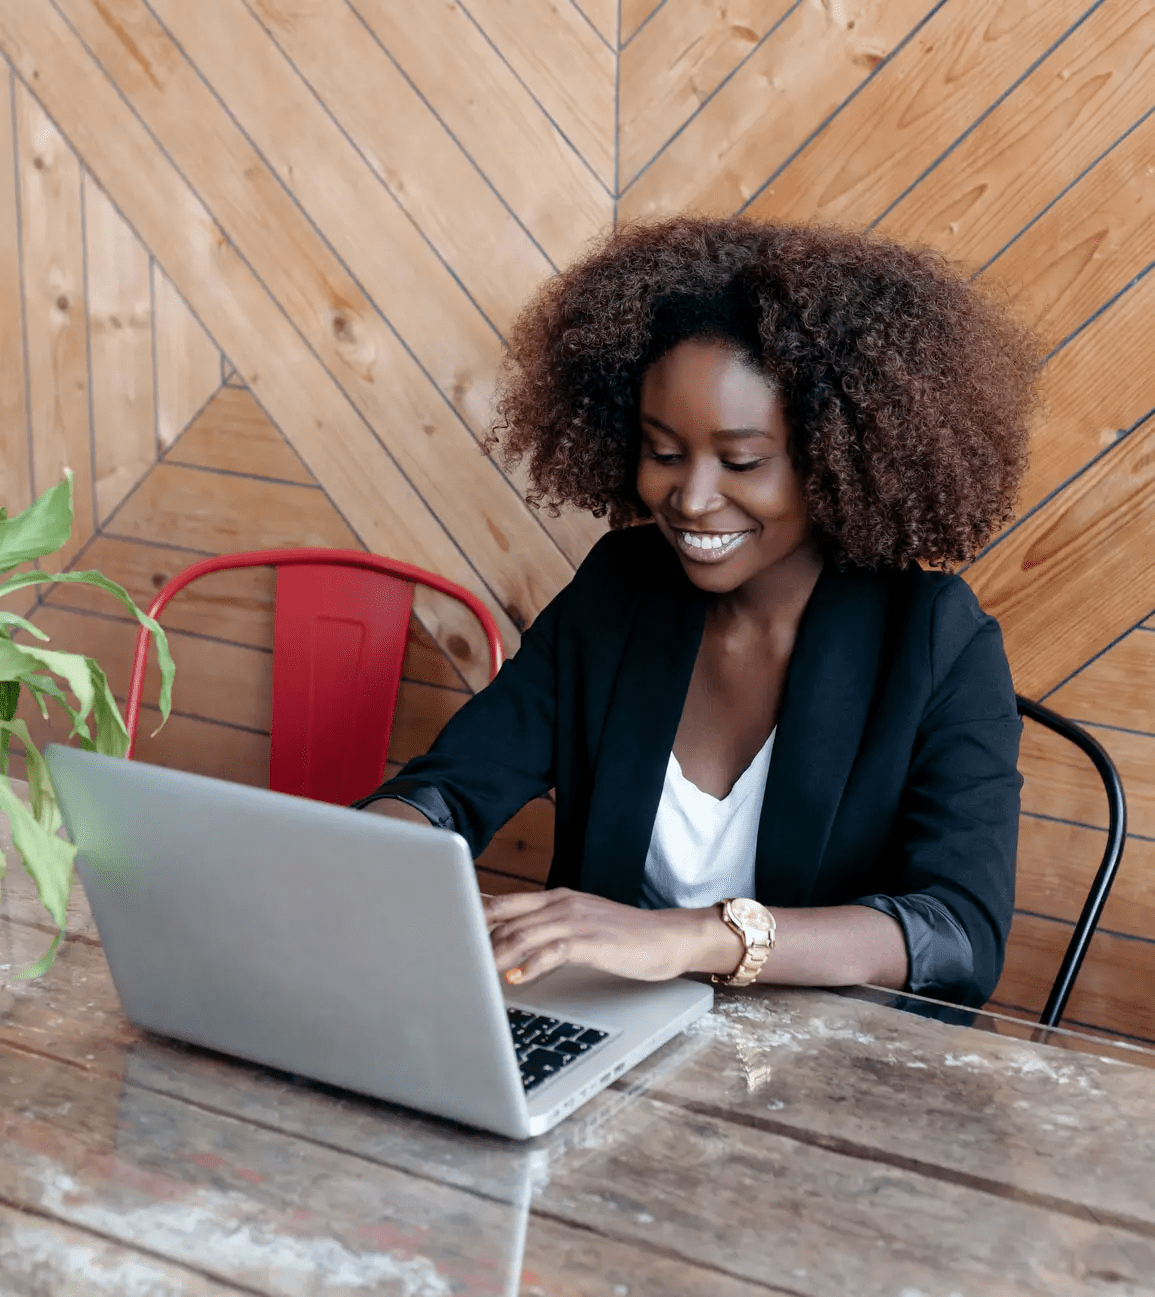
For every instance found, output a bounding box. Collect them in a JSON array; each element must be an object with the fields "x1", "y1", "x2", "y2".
[{"x1": 729, "y1": 898, "x2": 771, "y2": 933}]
